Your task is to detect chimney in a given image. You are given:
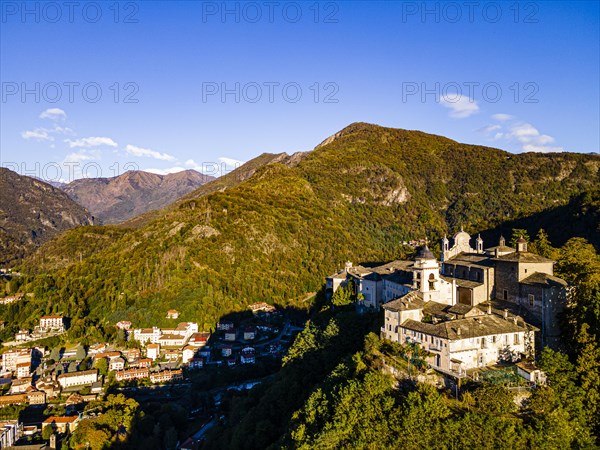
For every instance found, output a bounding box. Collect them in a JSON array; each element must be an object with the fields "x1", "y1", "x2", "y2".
[
  {"x1": 487, "y1": 304, "x2": 492, "y2": 315},
  {"x1": 513, "y1": 317, "x2": 518, "y2": 325},
  {"x1": 456, "y1": 328, "x2": 461, "y2": 337},
  {"x1": 503, "y1": 309, "x2": 508, "y2": 320}
]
